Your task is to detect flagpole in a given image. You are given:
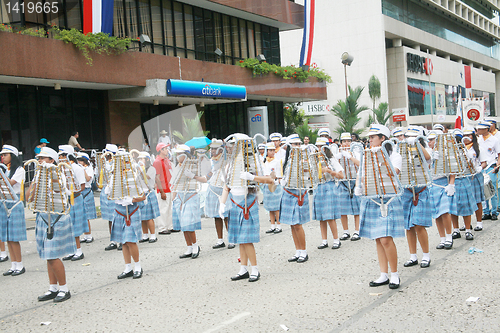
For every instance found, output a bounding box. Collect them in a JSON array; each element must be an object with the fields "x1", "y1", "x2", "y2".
[{"x1": 427, "y1": 49, "x2": 434, "y2": 128}]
